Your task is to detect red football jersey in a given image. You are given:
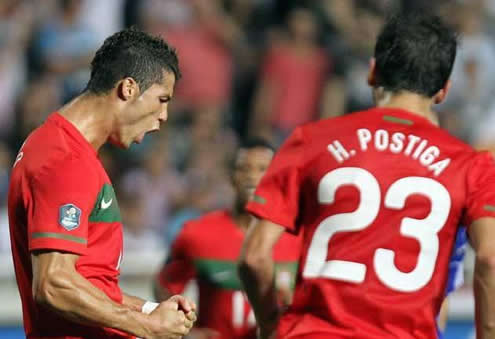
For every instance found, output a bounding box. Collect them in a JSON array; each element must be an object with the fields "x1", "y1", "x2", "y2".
[
  {"x1": 8, "y1": 113, "x2": 129, "y2": 338},
  {"x1": 157, "y1": 210, "x2": 301, "y2": 339},
  {"x1": 246, "y1": 108, "x2": 495, "y2": 339}
]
